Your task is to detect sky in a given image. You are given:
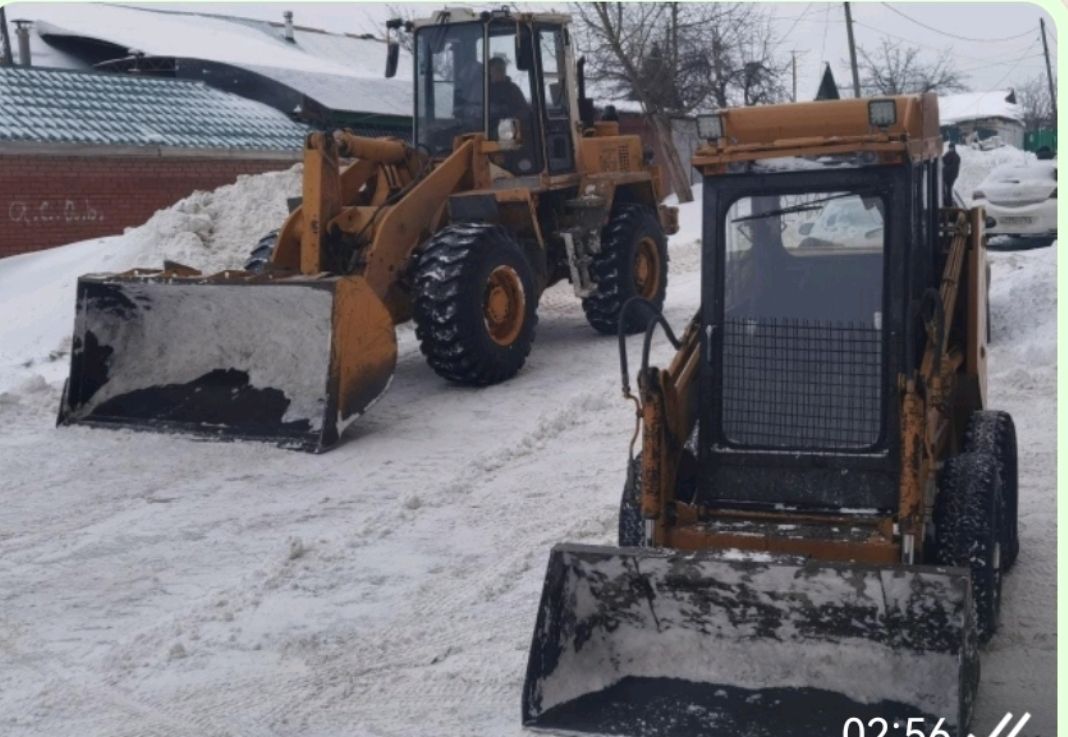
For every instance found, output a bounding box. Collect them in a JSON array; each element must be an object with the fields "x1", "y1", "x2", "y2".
[{"x1": 4, "y1": 1, "x2": 1058, "y2": 98}]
